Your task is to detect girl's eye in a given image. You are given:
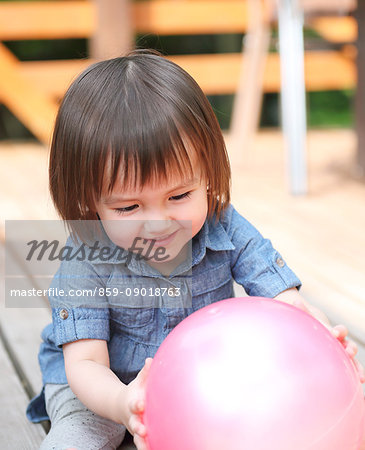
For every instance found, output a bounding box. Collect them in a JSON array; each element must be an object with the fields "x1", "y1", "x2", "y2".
[
  {"x1": 169, "y1": 191, "x2": 192, "y2": 201},
  {"x1": 114, "y1": 204, "x2": 139, "y2": 215}
]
